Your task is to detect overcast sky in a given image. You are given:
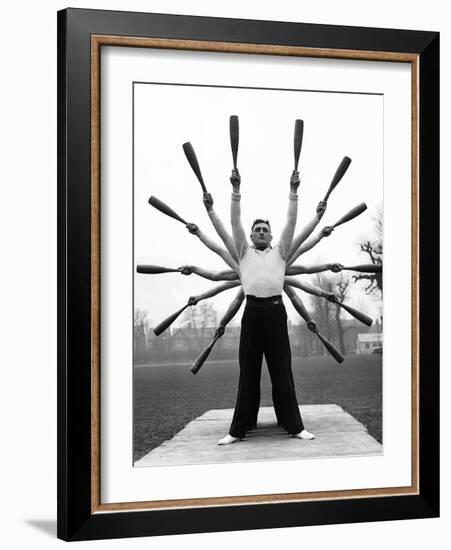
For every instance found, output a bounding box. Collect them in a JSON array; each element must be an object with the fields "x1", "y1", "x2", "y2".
[{"x1": 134, "y1": 82, "x2": 383, "y2": 328}]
